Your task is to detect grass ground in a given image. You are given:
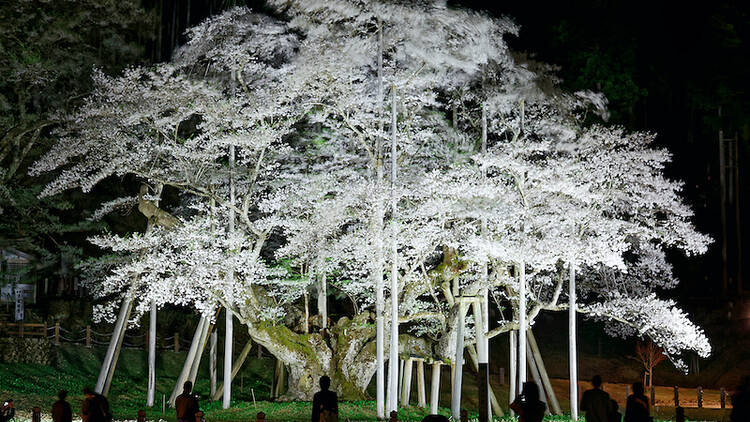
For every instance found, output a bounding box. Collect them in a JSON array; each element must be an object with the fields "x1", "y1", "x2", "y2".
[{"x1": 0, "y1": 344, "x2": 733, "y2": 421}]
